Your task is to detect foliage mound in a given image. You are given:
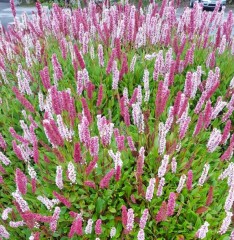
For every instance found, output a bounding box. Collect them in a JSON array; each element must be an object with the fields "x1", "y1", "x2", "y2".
[{"x1": 0, "y1": 1, "x2": 234, "y2": 239}]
